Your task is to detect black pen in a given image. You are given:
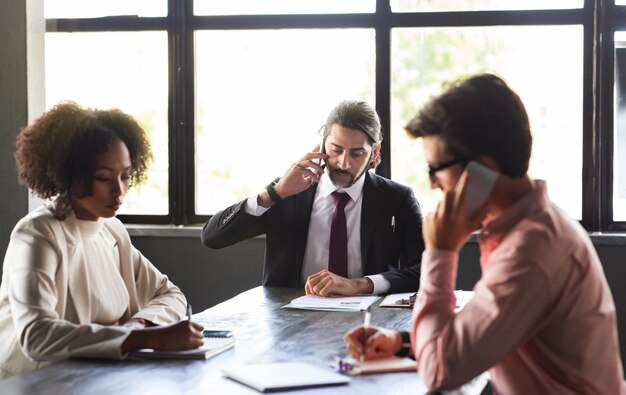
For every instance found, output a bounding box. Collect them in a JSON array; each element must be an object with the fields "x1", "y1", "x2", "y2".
[{"x1": 186, "y1": 304, "x2": 192, "y2": 321}]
